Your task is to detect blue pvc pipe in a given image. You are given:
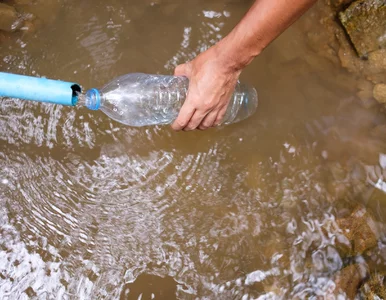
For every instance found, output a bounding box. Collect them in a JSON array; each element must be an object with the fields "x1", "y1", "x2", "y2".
[{"x1": 0, "y1": 72, "x2": 82, "y2": 106}]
